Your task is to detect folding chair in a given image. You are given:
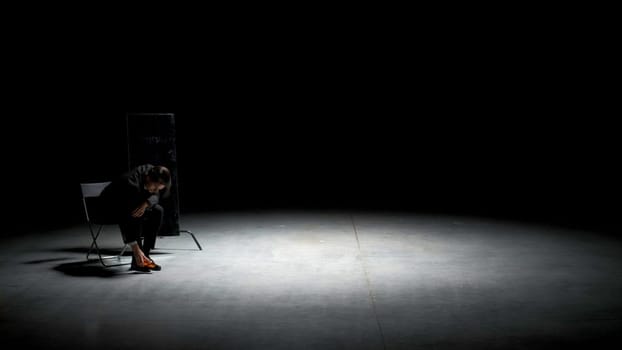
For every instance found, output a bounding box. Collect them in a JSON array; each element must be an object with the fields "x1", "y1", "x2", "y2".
[{"x1": 80, "y1": 181, "x2": 131, "y2": 267}]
